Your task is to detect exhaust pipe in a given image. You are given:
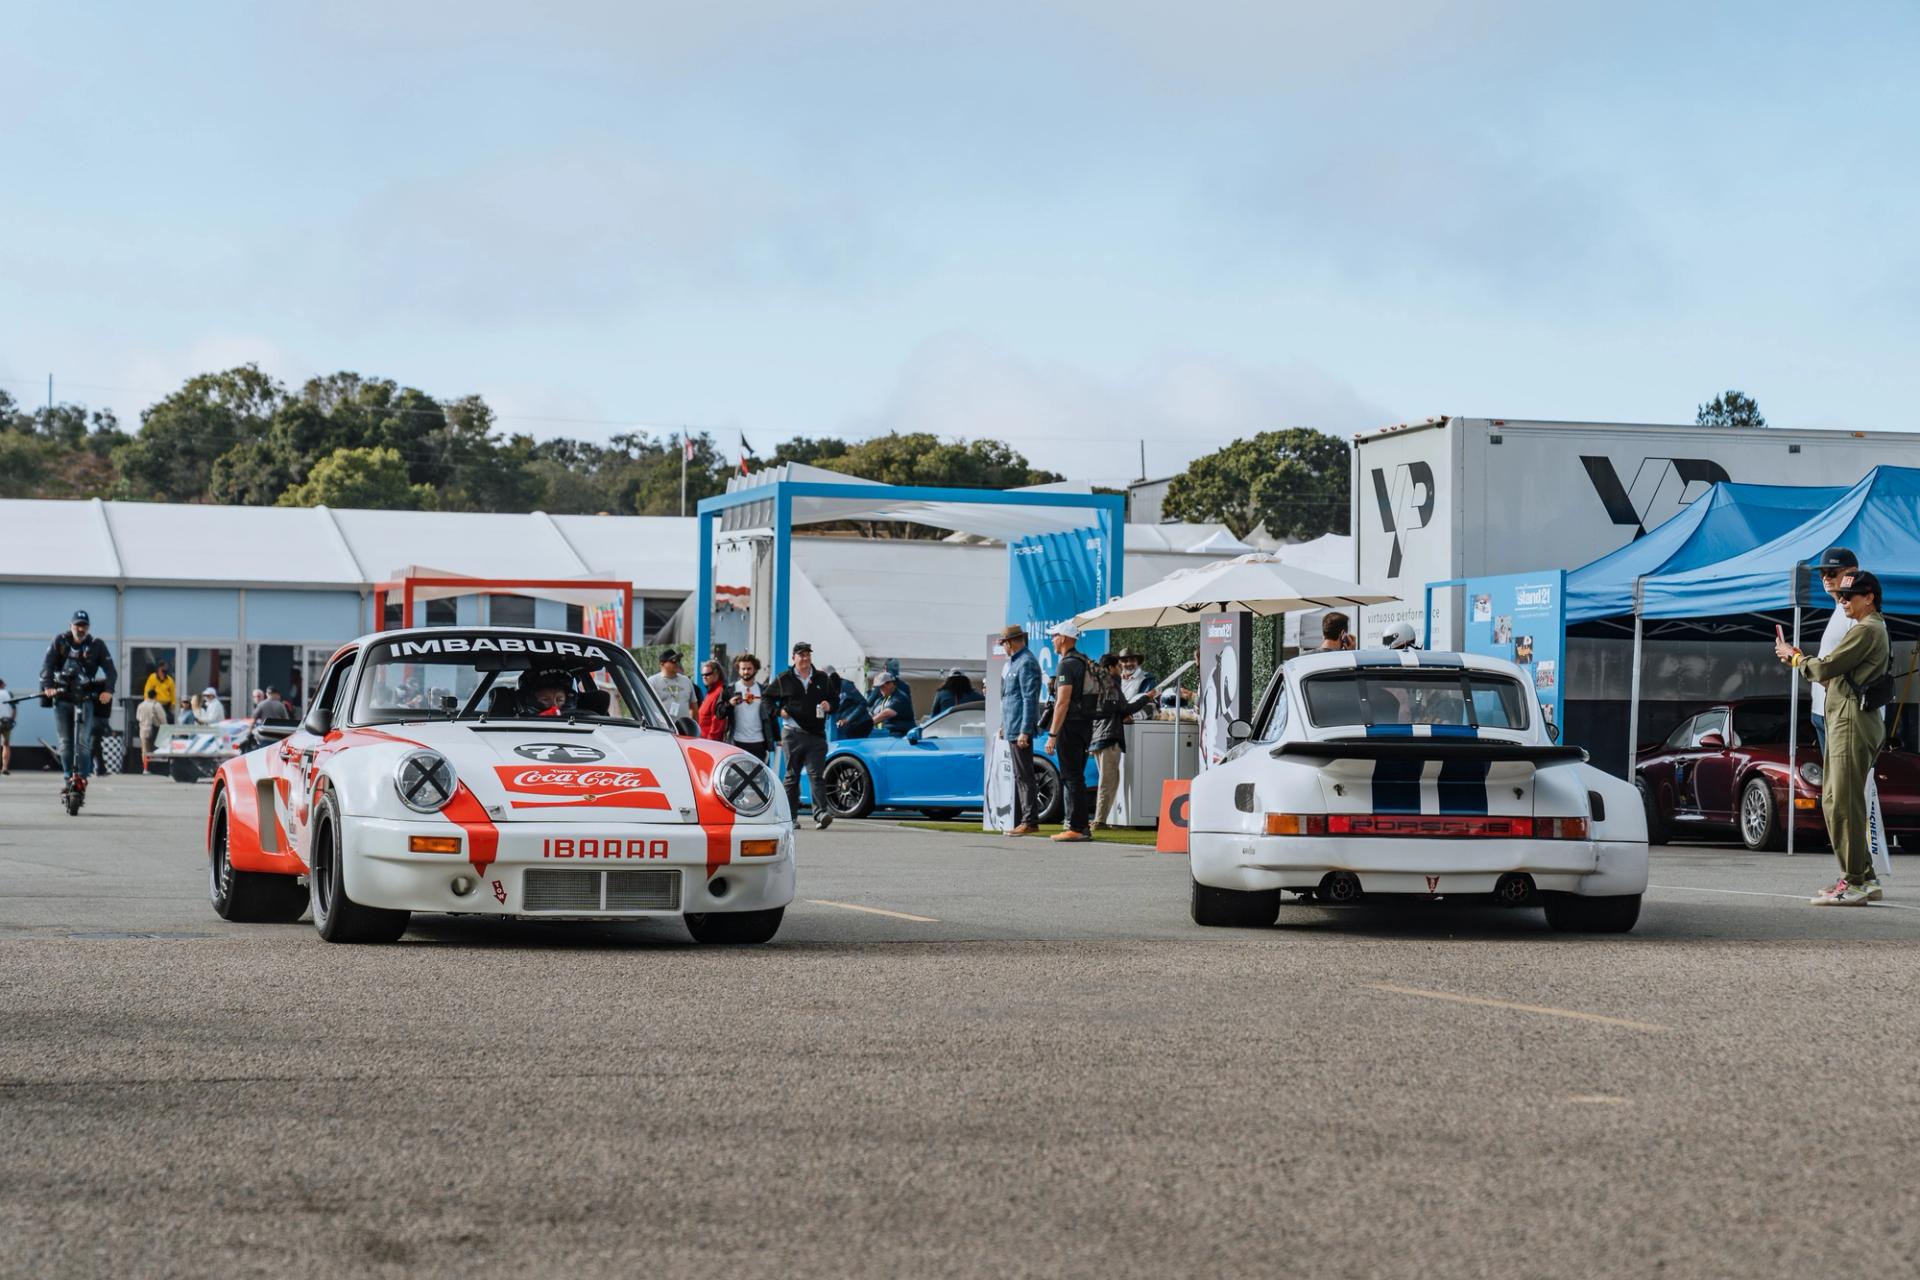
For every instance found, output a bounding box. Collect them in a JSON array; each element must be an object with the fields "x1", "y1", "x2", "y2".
[
  {"x1": 1492, "y1": 873, "x2": 1536, "y2": 906},
  {"x1": 1319, "y1": 871, "x2": 1363, "y2": 905}
]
